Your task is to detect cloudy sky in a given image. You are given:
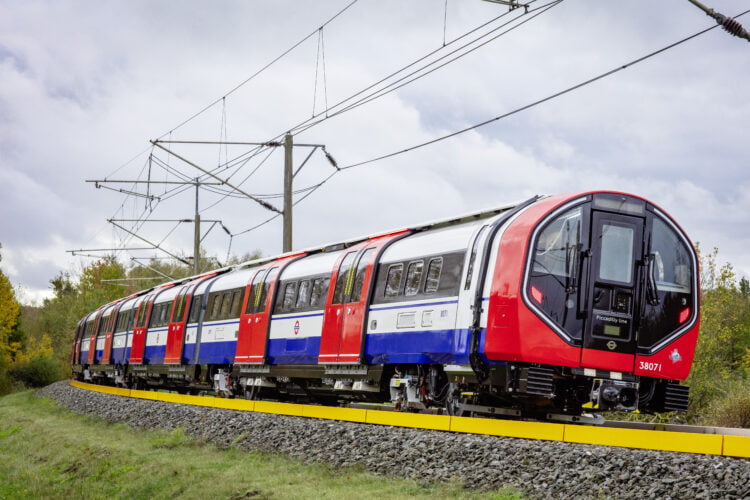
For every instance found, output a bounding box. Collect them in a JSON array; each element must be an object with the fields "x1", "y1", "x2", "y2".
[{"x1": 1, "y1": 0, "x2": 748, "y2": 304}]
